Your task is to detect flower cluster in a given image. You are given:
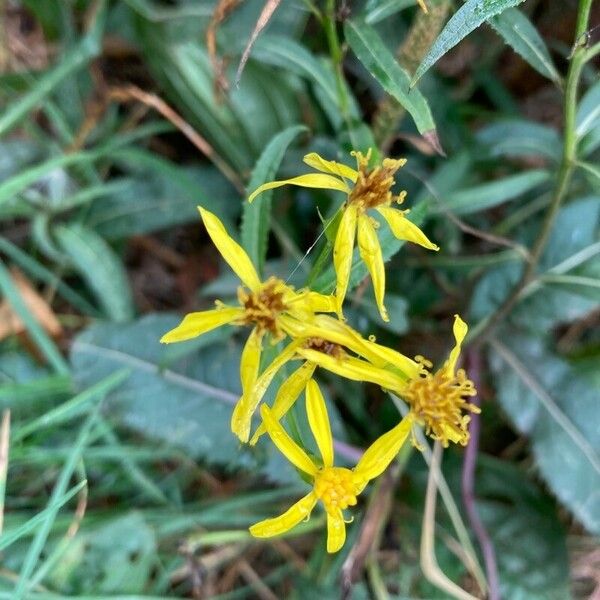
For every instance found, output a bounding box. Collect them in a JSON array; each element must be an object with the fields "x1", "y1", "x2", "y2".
[{"x1": 161, "y1": 150, "x2": 479, "y2": 552}]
